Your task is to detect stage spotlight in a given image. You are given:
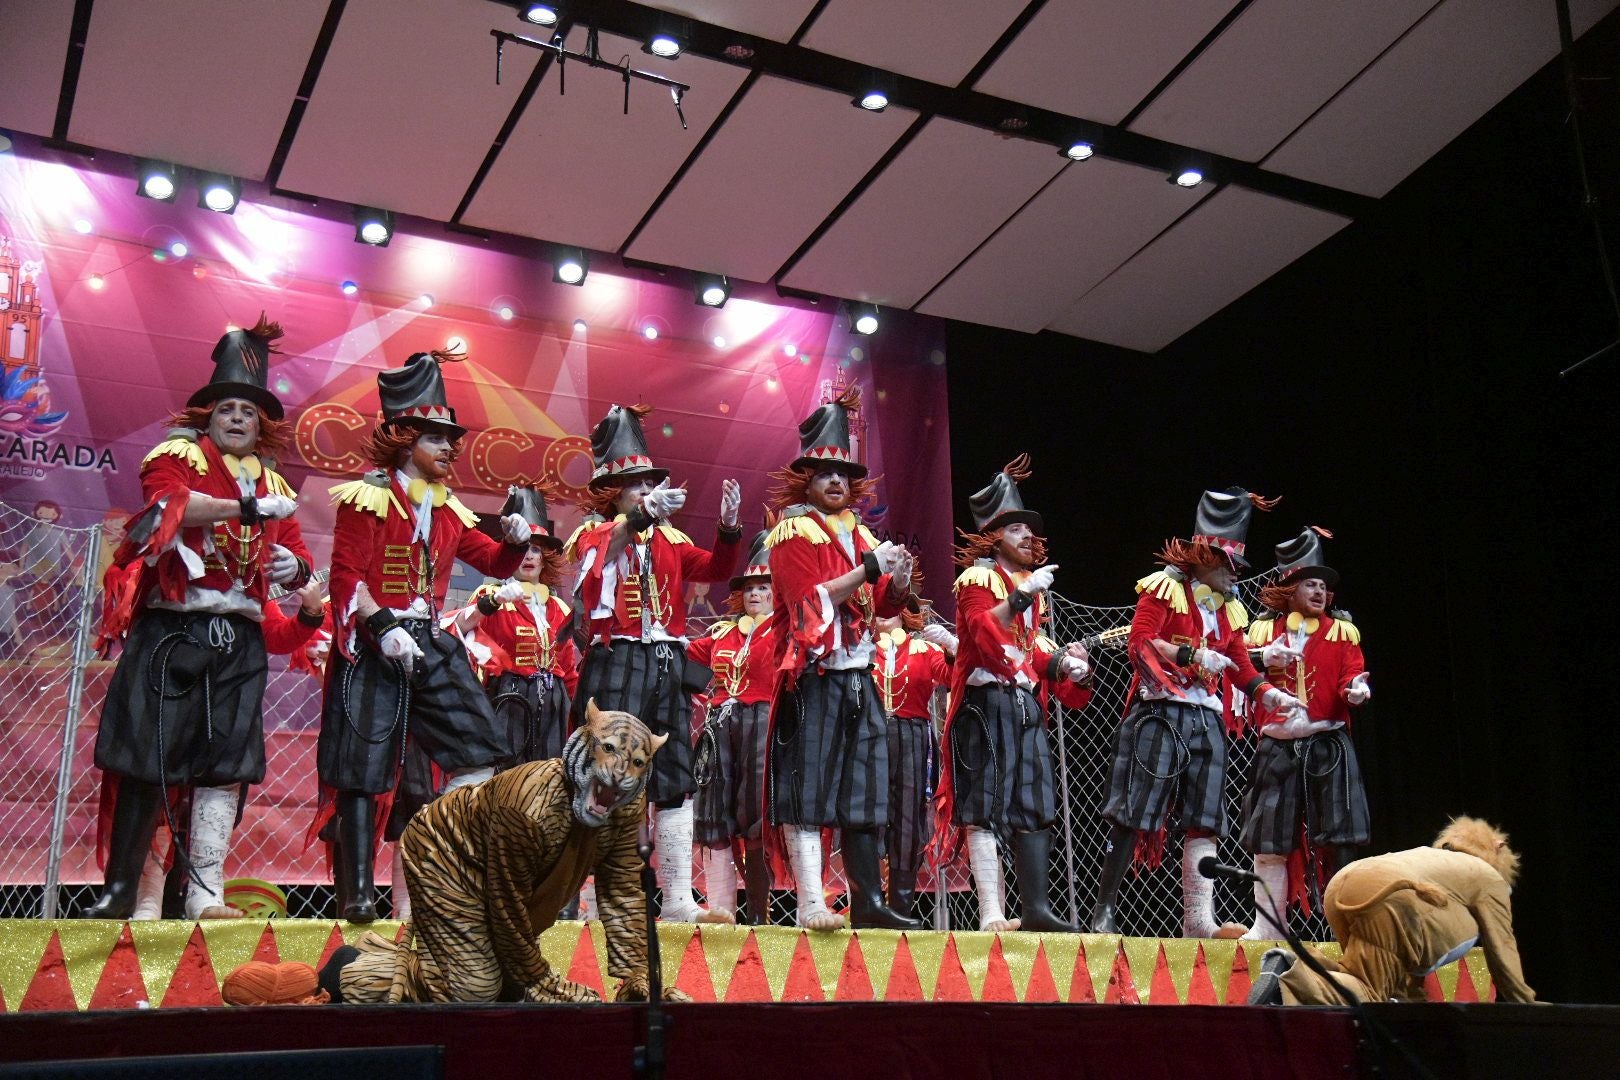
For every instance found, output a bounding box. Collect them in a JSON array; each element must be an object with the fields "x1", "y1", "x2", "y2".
[
  {"x1": 553, "y1": 247, "x2": 588, "y2": 286},
  {"x1": 848, "y1": 302, "x2": 880, "y2": 336},
  {"x1": 170, "y1": 241, "x2": 189, "y2": 258},
  {"x1": 136, "y1": 160, "x2": 179, "y2": 202},
  {"x1": 353, "y1": 206, "x2": 395, "y2": 246},
  {"x1": 855, "y1": 90, "x2": 889, "y2": 112},
  {"x1": 1172, "y1": 169, "x2": 1204, "y2": 188},
  {"x1": 645, "y1": 34, "x2": 682, "y2": 59},
  {"x1": 1063, "y1": 142, "x2": 1094, "y2": 161},
  {"x1": 522, "y1": 4, "x2": 559, "y2": 25},
  {"x1": 197, "y1": 174, "x2": 241, "y2": 213},
  {"x1": 694, "y1": 273, "x2": 730, "y2": 308},
  {"x1": 341, "y1": 280, "x2": 359, "y2": 296},
  {"x1": 72, "y1": 218, "x2": 94, "y2": 235},
  {"x1": 498, "y1": 305, "x2": 515, "y2": 320},
  {"x1": 573, "y1": 319, "x2": 588, "y2": 332},
  {"x1": 643, "y1": 325, "x2": 659, "y2": 340}
]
